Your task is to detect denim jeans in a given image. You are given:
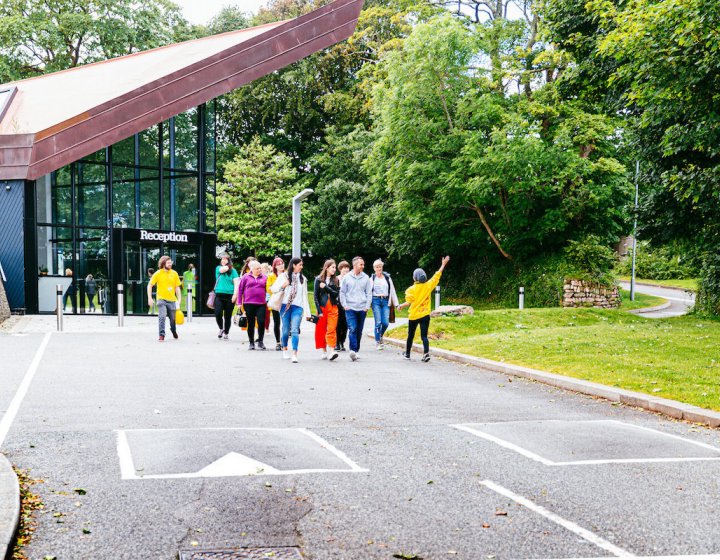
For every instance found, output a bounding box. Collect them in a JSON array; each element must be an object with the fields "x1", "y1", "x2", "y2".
[
  {"x1": 157, "y1": 299, "x2": 177, "y2": 337},
  {"x1": 281, "y1": 303, "x2": 304, "y2": 351},
  {"x1": 371, "y1": 296, "x2": 390, "y2": 342},
  {"x1": 345, "y1": 309, "x2": 367, "y2": 352}
]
